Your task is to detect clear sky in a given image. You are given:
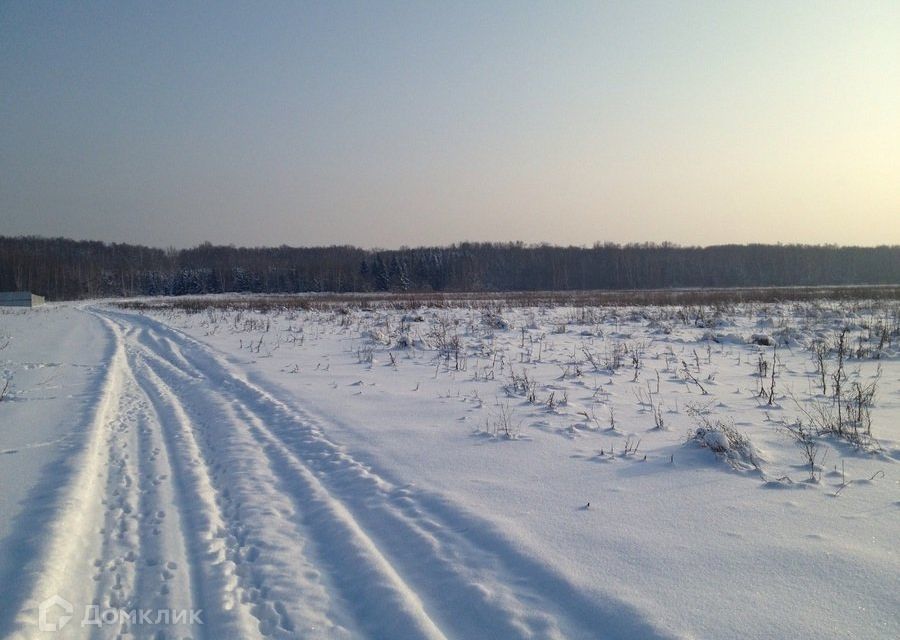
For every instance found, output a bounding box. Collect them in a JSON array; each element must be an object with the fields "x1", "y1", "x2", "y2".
[{"x1": 1, "y1": 1, "x2": 897, "y2": 248}]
